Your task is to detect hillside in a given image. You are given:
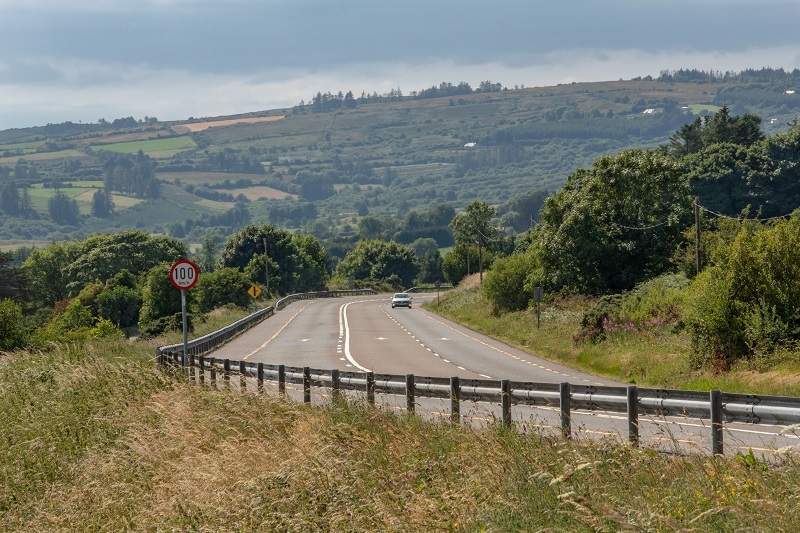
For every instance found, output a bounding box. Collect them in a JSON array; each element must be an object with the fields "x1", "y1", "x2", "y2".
[
  {"x1": 1, "y1": 73, "x2": 800, "y2": 247},
  {"x1": 3, "y1": 339, "x2": 800, "y2": 530}
]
